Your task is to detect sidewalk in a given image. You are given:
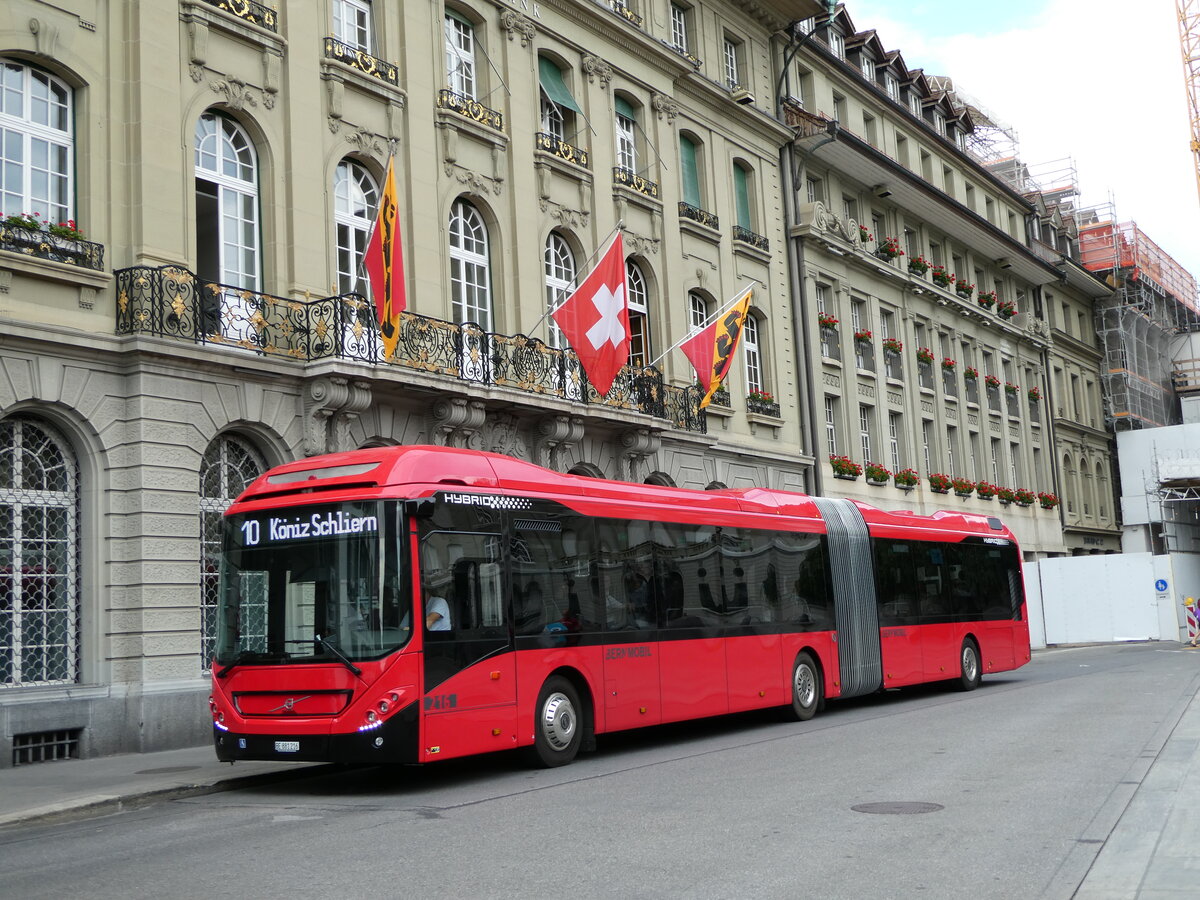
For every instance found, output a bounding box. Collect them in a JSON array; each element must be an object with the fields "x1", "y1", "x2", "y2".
[
  {"x1": 1072, "y1": 651, "x2": 1200, "y2": 898},
  {"x1": 0, "y1": 743, "x2": 327, "y2": 829}
]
